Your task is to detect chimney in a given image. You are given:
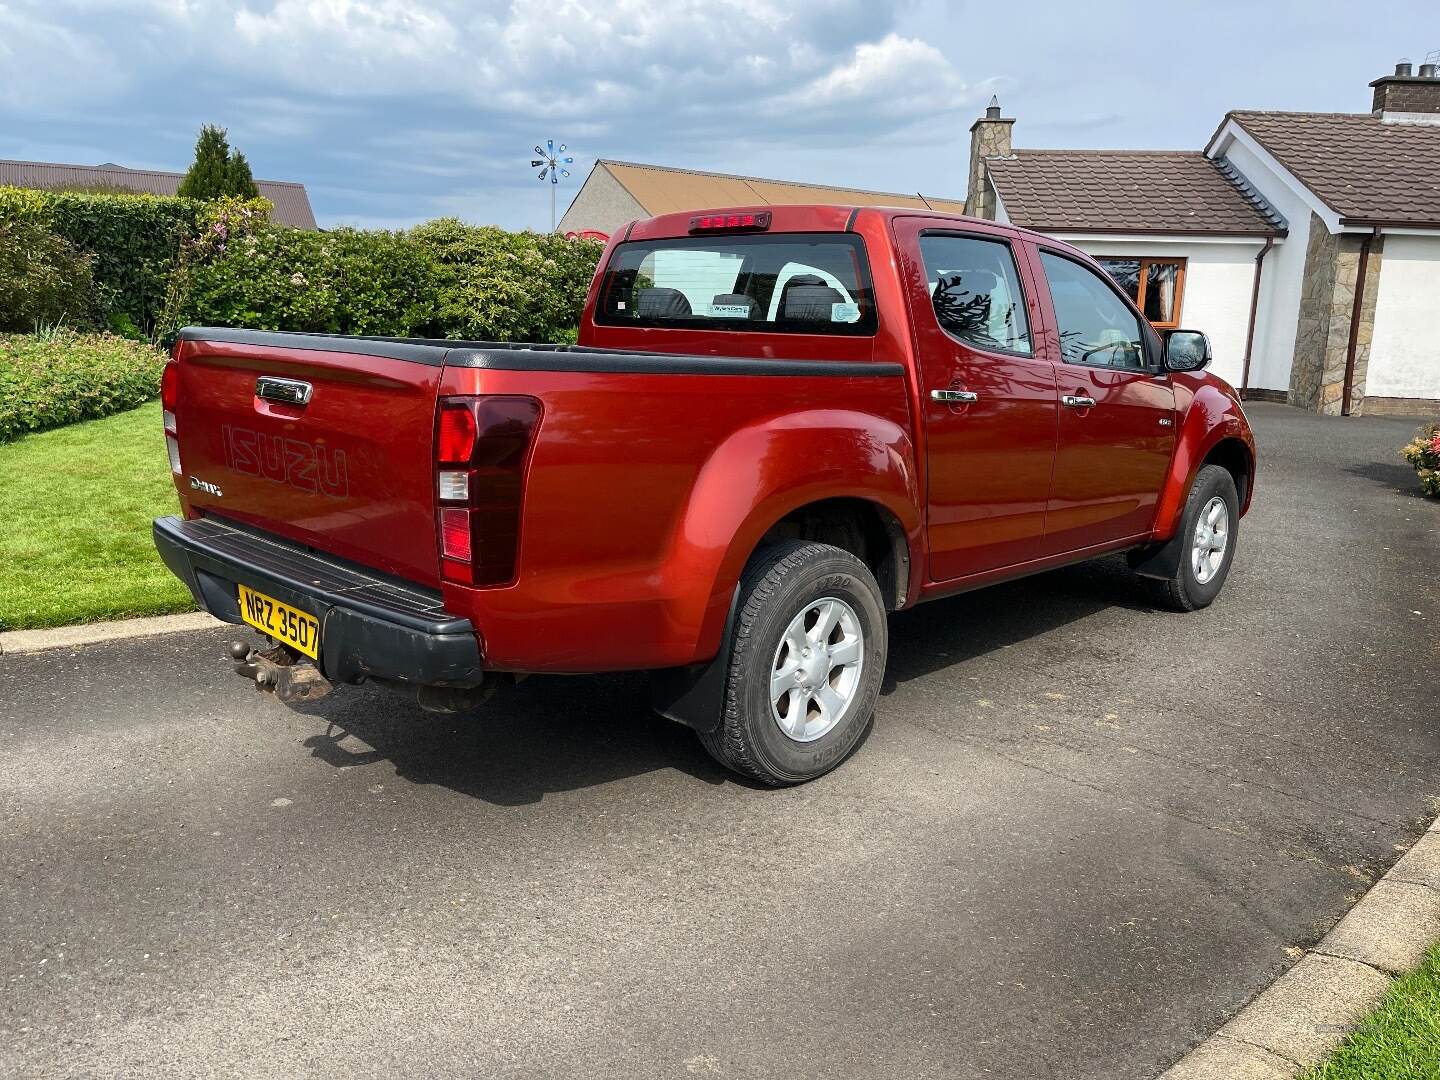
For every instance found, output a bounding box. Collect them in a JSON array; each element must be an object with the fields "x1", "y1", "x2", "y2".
[
  {"x1": 1370, "y1": 56, "x2": 1440, "y2": 119},
  {"x1": 967, "y1": 95, "x2": 1014, "y2": 220}
]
